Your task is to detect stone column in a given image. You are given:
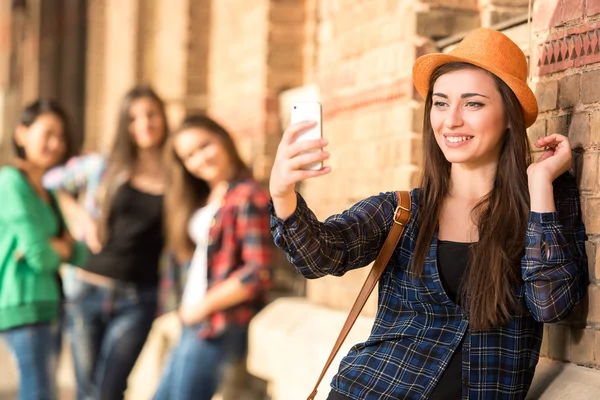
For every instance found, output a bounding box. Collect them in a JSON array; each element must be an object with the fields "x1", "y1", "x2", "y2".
[
  {"x1": 0, "y1": 0, "x2": 15, "y2": 164},
  {"x1": 97, "y1": 0, "x2": 141, "y2": 151}
]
